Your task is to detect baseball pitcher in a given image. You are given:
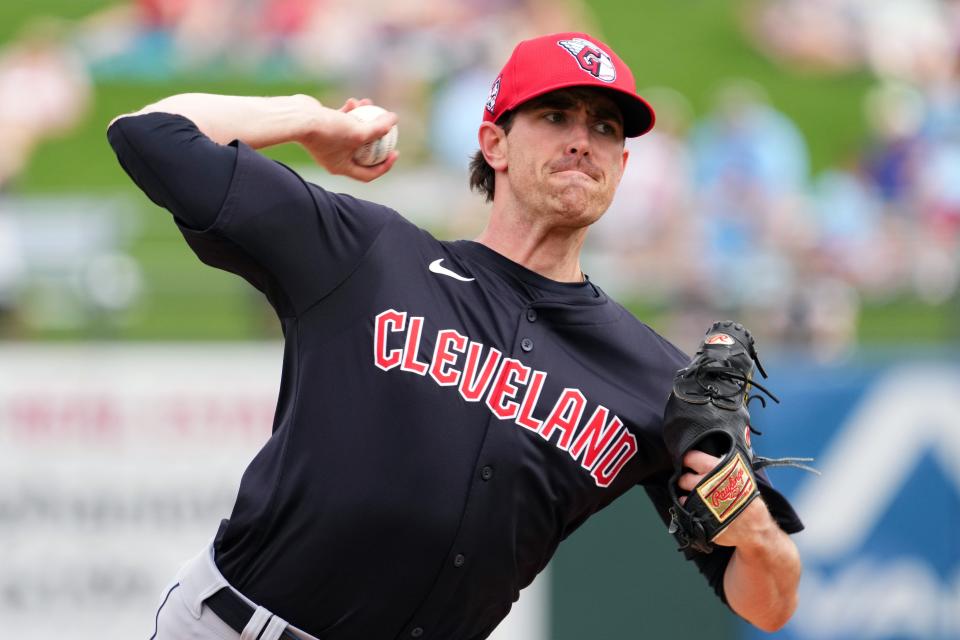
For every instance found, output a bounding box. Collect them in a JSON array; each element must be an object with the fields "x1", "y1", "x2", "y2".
[{"x1": 108, "y1": 32, "x2": 806, "y2": 640}]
